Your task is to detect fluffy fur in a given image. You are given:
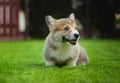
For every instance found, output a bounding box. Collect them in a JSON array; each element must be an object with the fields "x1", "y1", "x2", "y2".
[{"x1": 44, "y1": 13, "x2": 89, "y2": 66}]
